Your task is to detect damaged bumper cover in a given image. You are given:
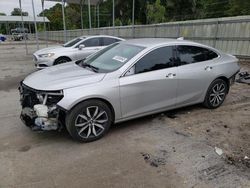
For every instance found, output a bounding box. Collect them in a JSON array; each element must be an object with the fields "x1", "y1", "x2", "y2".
[{"x1": 19, "y1": 83, "x2": 65, "y2": 131}]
